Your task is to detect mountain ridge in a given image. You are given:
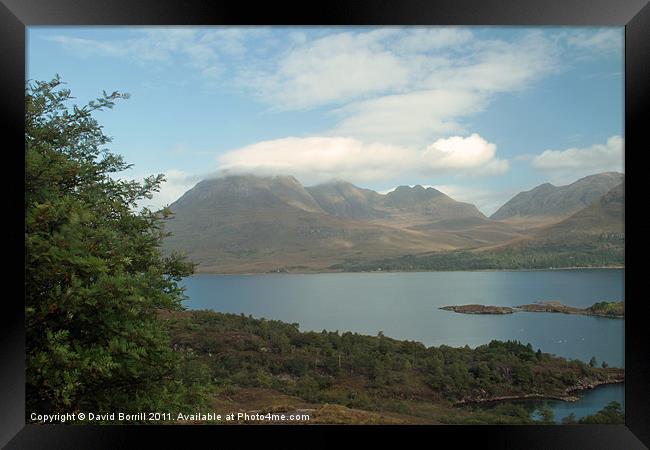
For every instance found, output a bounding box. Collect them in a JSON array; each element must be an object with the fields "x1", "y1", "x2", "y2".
[
  {"x1": 490, "y1": 172, "x2": 623, "y2": 222},
  {"x1": 162, "y1": 172, "x2": 623, "y2": 273}
]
